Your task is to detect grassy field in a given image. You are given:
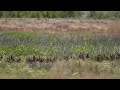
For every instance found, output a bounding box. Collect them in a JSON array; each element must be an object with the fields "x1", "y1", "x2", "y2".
[{"x1": 0, "y1": 19, "x2": 120, "y2": 79}]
